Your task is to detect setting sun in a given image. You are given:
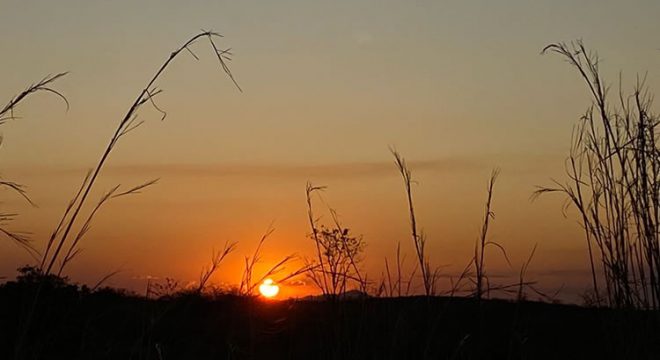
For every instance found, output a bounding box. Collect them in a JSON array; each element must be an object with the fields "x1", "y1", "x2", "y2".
[
  {"x1": 4, "y1": 1, "x2": 660, "y2": 358},
  {"x1": 259, "y1": 279, "x2": 280, "y2": 298}
]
